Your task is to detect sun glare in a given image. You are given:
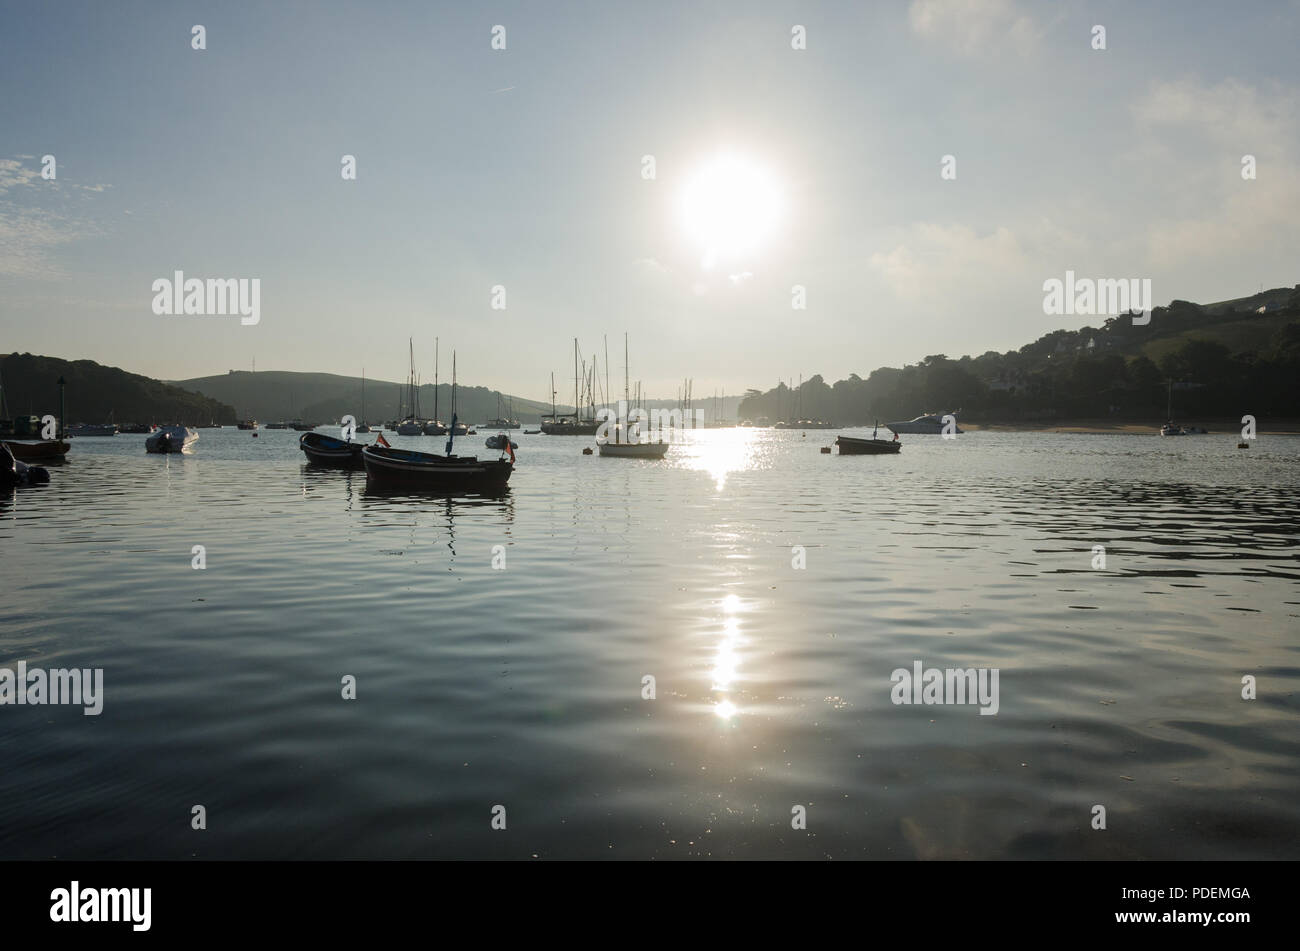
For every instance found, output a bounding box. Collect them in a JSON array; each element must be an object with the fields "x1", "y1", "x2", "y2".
[{"x1": 679, "y1": 153, "x2": 784, "y2": 269}]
